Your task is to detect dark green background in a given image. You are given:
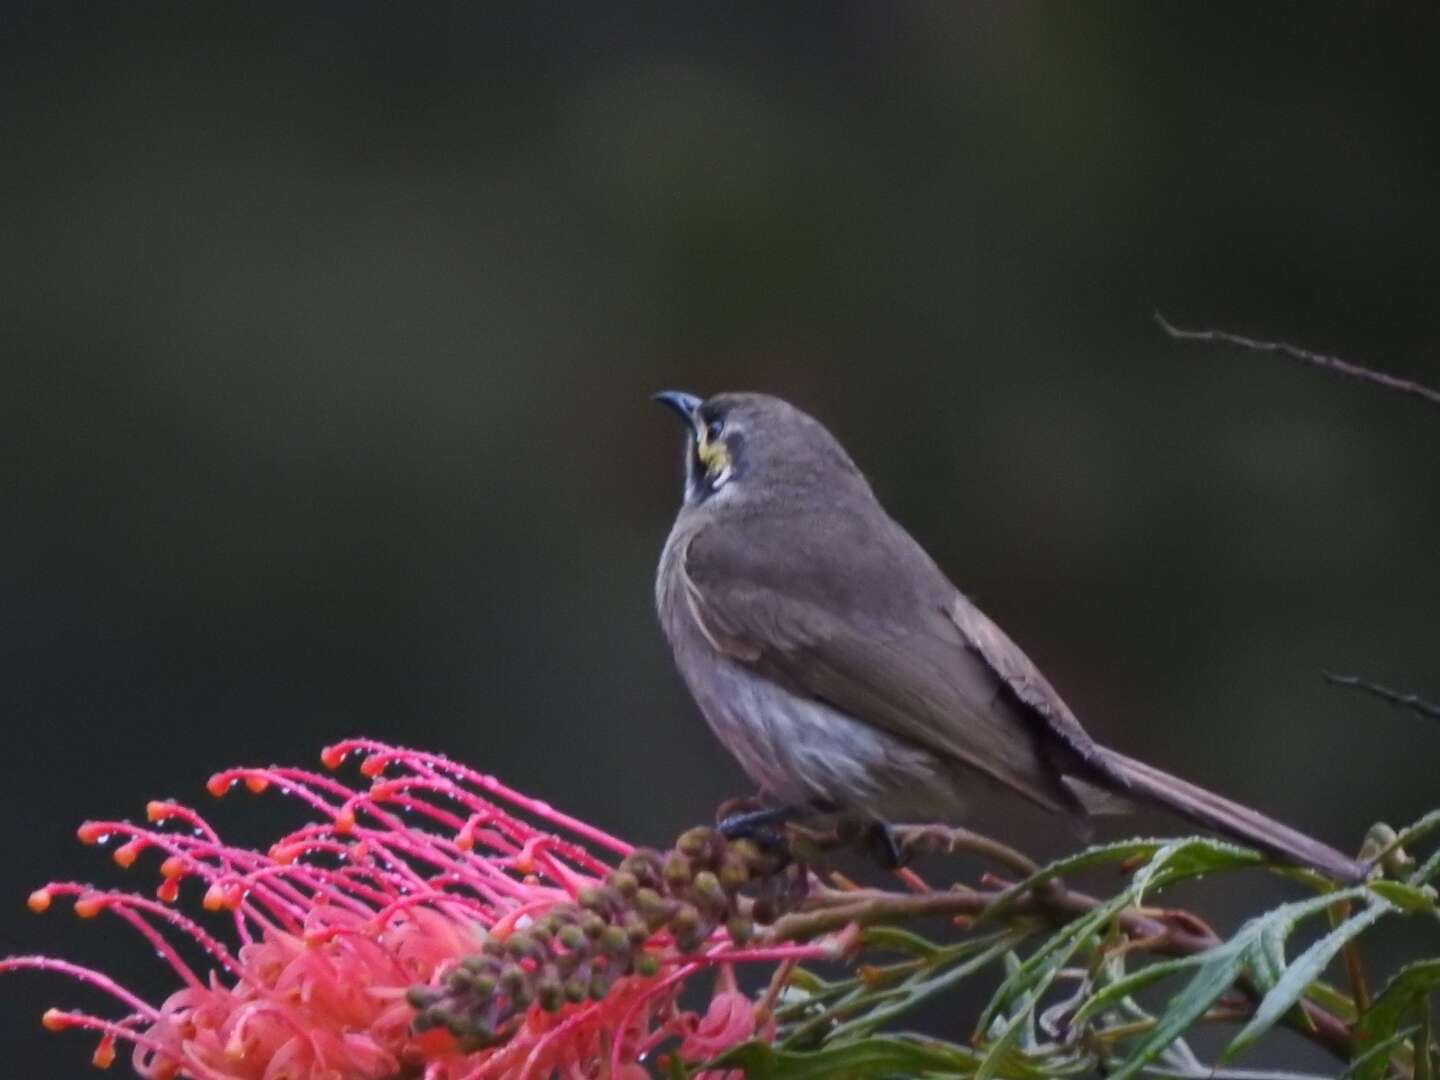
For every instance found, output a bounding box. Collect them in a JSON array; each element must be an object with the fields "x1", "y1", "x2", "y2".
[{"x1": 2, "y1": 4, "x2": 1437, "y2": 1073}]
